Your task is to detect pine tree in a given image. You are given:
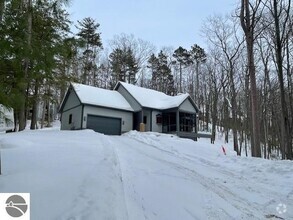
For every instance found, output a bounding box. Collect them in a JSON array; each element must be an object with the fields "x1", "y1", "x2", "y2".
[
  {"x1": 0, "y1": 0, "x2": 71, "y2": 130},
  {"x1": 173, "y1": 46, "x2": 192, "y2": 93},
  {"x1": 190, "y1": 44, "x2": 207, "y2": 102},
  {"x1": 109, "y1": 47, "x2": 139, "y2": 86},
  {"x1": 0, "y1": 0, "x2": 31, "y2": 130},
  {"x1": 147, "y1": 53, "x2": 160, "y2": 90},
  {"x1": 147, "y1": 51, "x2": 173, "y2": 94},
  {"x1": 157, "y1": 51, "x2": 172, "y2": 93},
  {"x1": 76, "y1": 17, "x2": 102, "y2": 85},
  {"x1": 55, "y1": 37, "x2": 79, "y2": 104}
]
